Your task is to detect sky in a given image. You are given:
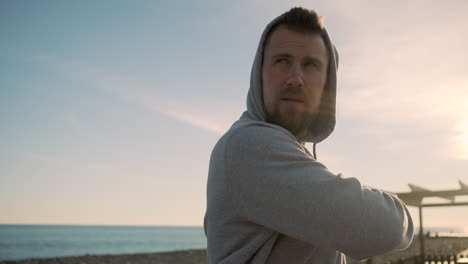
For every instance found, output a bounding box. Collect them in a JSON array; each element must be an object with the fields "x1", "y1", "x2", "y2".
[{"x1": 1, "y1": 0, "x2": 467, "y2": 232}]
